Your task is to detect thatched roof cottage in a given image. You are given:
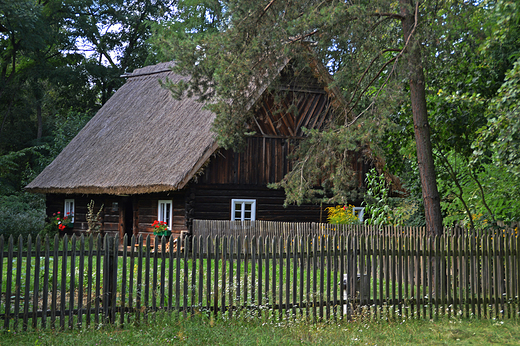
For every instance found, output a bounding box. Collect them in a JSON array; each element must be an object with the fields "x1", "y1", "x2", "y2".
[{"x1": 26, "y1": 59, "x2": 369, "y2": 243}]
